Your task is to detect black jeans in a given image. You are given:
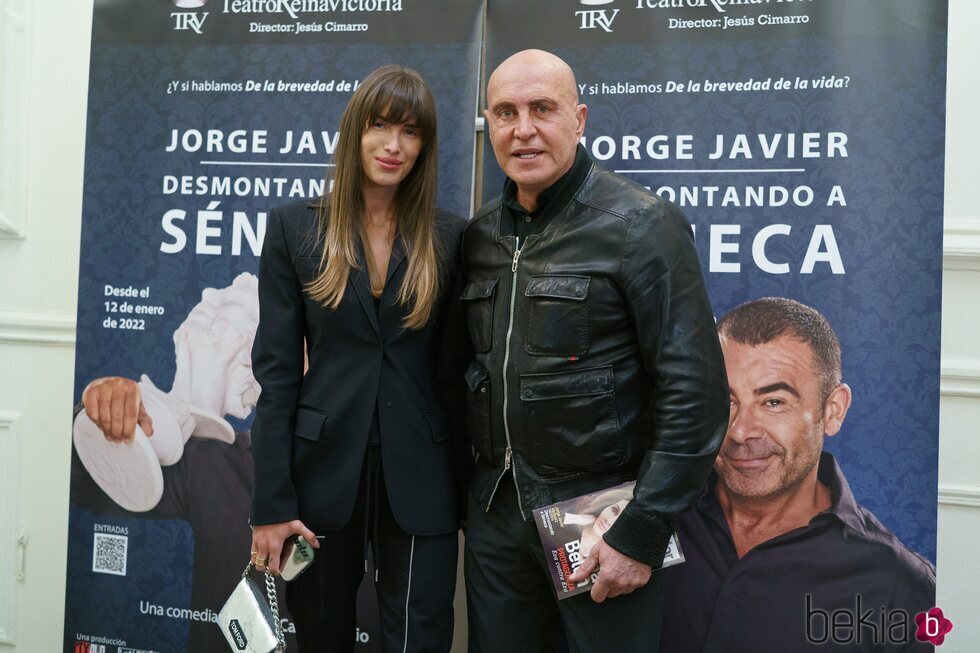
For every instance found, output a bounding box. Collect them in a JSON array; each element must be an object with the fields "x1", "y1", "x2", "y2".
[
  {"x1": 286, "y1": 447, "x2": 458, "y2": 652},
  {"x1": 465, "y1": 475, "x2": 664, "y2": 653}
]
